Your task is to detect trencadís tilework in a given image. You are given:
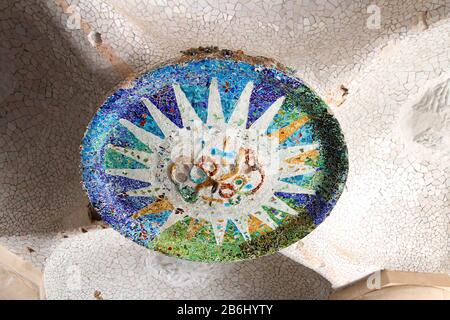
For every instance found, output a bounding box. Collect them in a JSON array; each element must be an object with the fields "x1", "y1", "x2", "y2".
[{"x1": 81, "y1": 51, "x2": 348, "y2": 262}]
